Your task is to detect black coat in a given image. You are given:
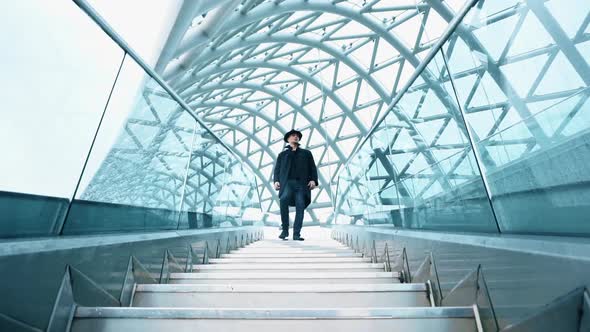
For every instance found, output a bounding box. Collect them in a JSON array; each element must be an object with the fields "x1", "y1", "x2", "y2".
[{"x1": 273, "y1": 146, "x2": 318, "y2": 208}]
